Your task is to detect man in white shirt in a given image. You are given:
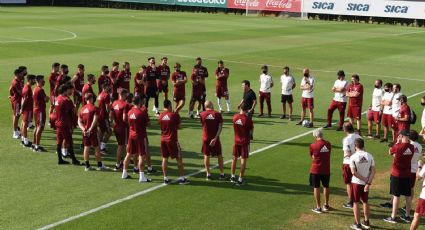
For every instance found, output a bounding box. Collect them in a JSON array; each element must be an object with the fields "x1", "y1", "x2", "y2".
[
  {"x1": 280, "y1": 66, "x2": 296, "y2": 120},
  {"x1": 342, "y1": 122, "x2": 362, "y2": 210},
  {"x1": 390, "y1": 84, "x2": 402, "y2": 146},
  {"x1": 367, "y1": 79, "x2": 384, "y2": 139},
  {"x1": 349, "y1": 138, "x2": 376, "y2": 230},
  {"x1": 380, "y1": 83, "x2": 394, "y2": 143},
  {"x1": 258, "y1": 65, "x2": 273, "y2": 118},
  {"x1": 325, "y1": 70, "x2": 348, "y2": 131},
  {"x1": 410, "y1": 158, "x2": 425, "y2": 230},
  {"x1": 421, "y1": 96, "x2": 425, "y2": 142},
  {"x1": 297, "y1": 68, "x2": 314, "y2": 128}
]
